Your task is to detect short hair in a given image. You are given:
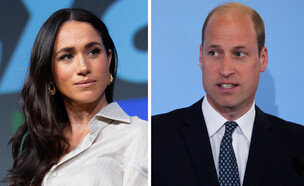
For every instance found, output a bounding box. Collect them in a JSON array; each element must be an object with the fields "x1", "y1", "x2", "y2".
[{"x1": 202, "y1": 2, "x2": 265, "y2": 54}]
